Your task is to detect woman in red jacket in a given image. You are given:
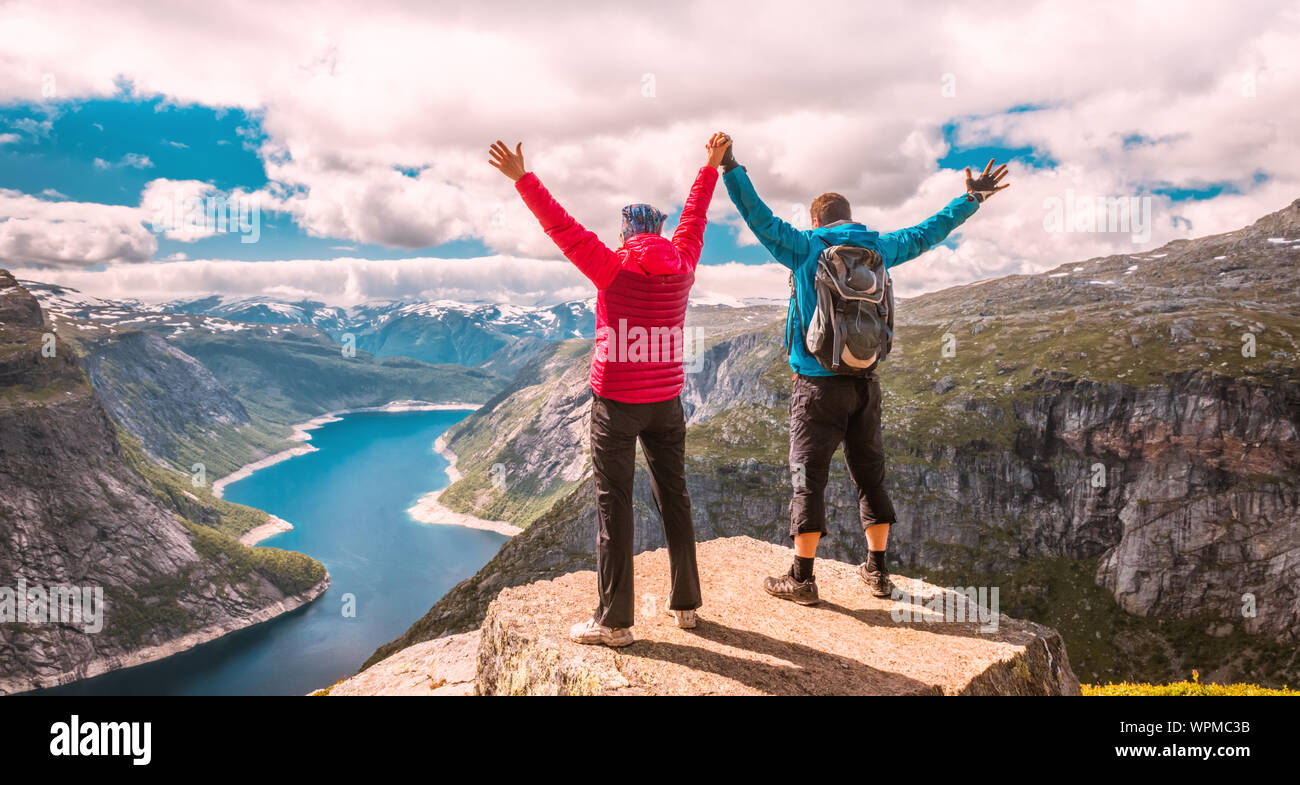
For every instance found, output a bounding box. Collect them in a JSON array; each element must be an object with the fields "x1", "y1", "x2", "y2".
[{"x1": 489, "y1": 133, "x2": 731, "y2": 647}]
